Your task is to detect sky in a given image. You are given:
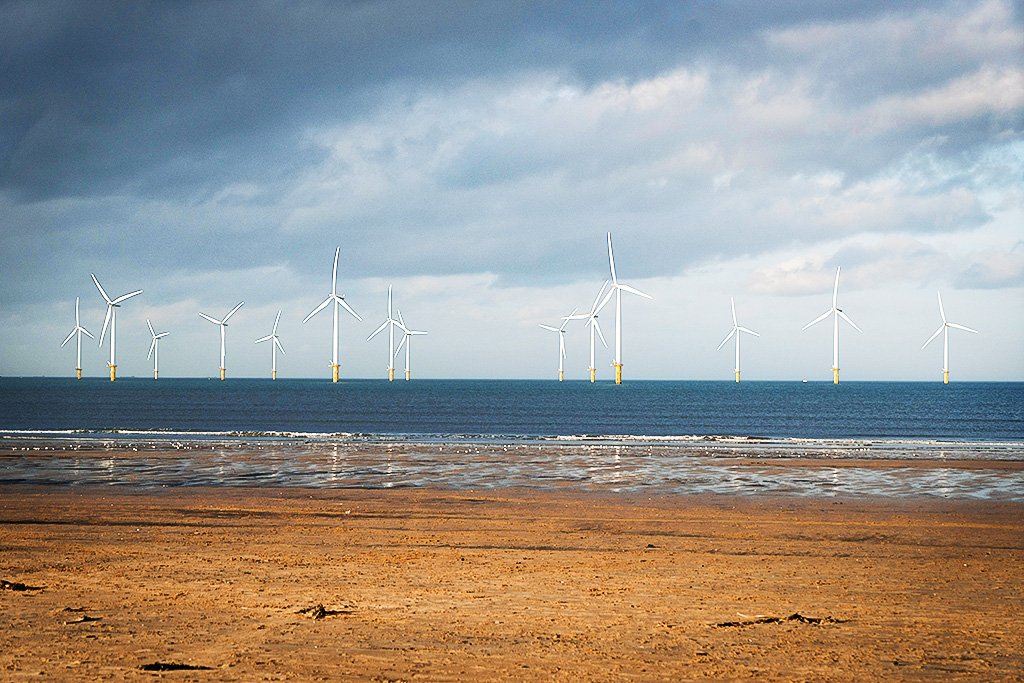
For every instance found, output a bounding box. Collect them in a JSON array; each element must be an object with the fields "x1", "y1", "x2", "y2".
[{"x1": 1, "y1": 0, "x2": 1022, "y2": 381}]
